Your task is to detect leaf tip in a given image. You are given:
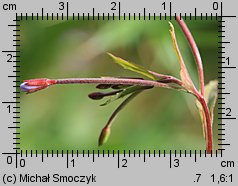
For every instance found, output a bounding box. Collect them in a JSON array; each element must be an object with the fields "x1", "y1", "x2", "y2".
[
  {"x1": 107, "y1": 52, "x2": 115, "y2": 59},
  {"x1": 169, "y1": 21, "x2": 174, "y2": 32}
]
